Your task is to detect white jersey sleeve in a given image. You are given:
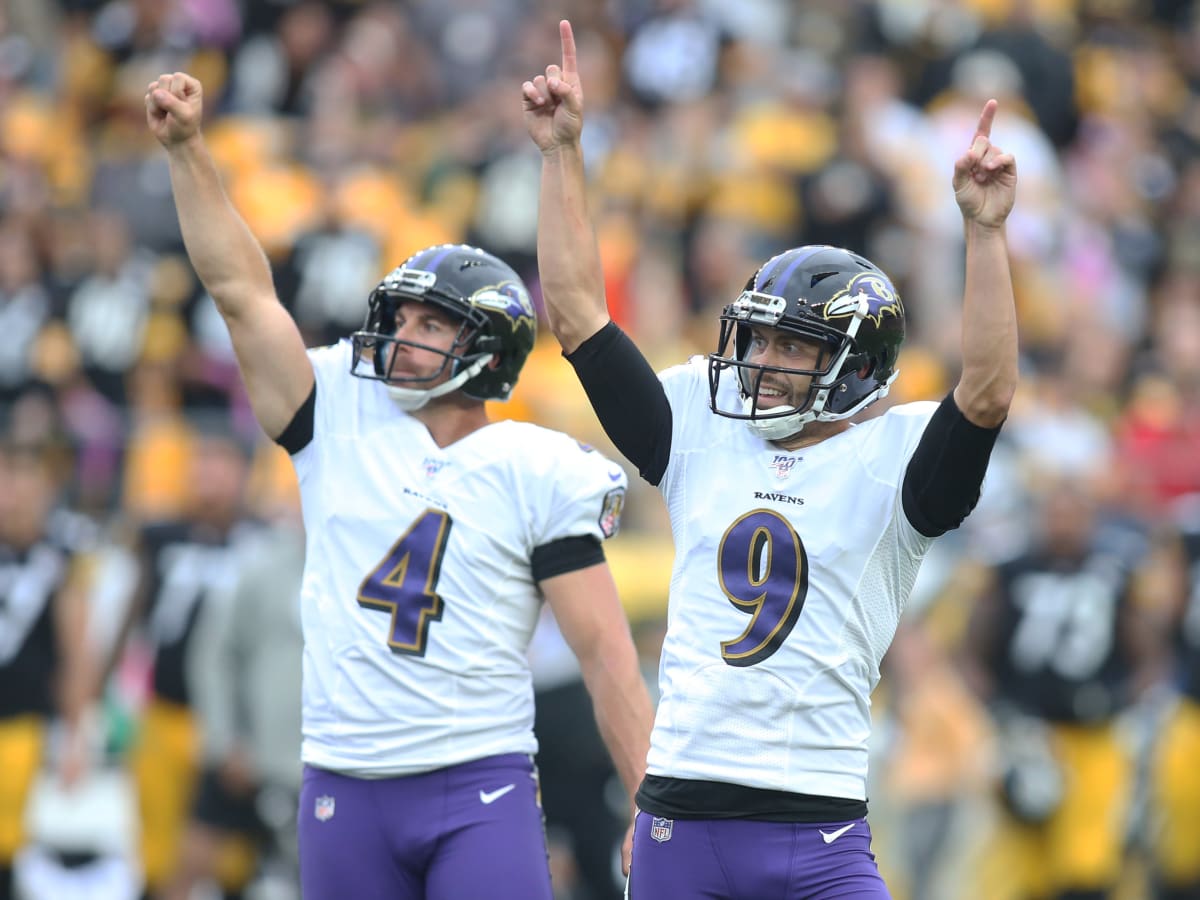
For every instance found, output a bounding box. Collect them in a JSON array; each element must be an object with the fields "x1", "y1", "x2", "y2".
[{"x1": 518, "y1": 431, "x2": 629, "y2": 550}]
